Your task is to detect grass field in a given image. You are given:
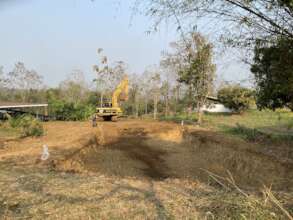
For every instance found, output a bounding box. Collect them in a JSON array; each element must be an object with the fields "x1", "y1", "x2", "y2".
[{"x1": 161, "y1": 109, "x2": 293, "y2": 141}]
